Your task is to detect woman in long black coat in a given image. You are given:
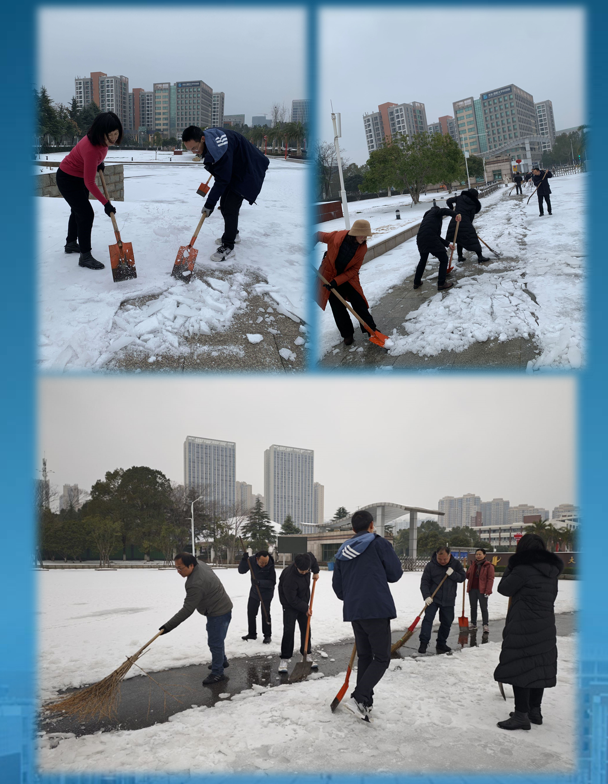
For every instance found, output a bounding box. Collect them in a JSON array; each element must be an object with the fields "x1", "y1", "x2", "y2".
[
  {"x1": 445, "y1": 189, "x2": 489, "y2": 263},
  {"x1": 494, "y1": 534, "x2": 564, "y2": 730}
]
